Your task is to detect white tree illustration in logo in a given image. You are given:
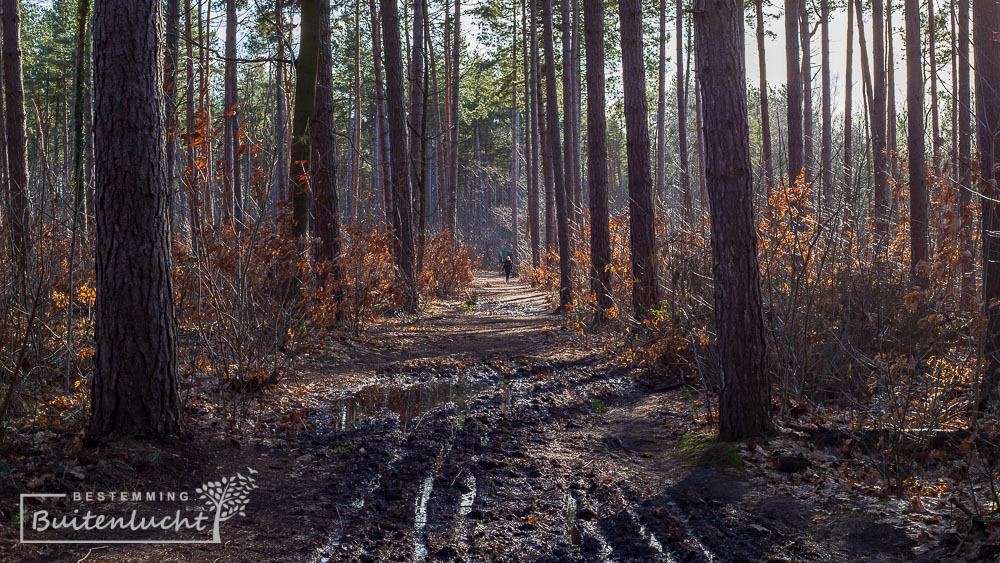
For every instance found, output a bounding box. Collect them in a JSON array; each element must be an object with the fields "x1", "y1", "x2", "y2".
[{"x1": 195, "y1": 468, "x2": 258, "y2": 543}]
